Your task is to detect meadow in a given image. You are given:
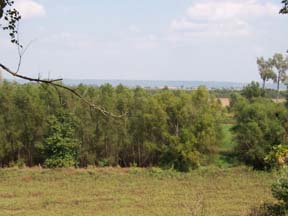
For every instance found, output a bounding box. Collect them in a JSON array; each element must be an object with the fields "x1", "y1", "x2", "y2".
[
  {"x1": 0, "y1": 167, "x2": 276, "y2": 216},
  {"x1": 0, "y1": 122, "x2": 278, "y2": 216}
]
